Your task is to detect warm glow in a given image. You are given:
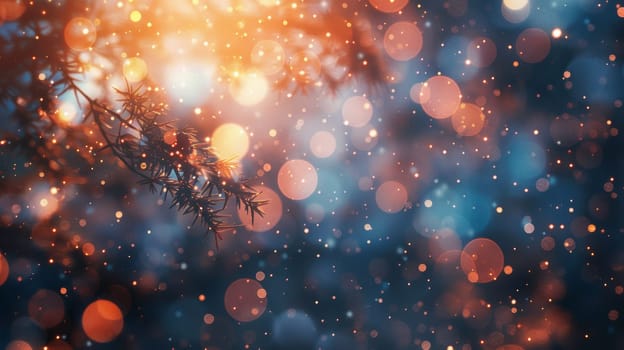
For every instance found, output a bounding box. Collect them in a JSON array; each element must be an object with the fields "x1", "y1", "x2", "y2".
[
  {"x1": 309, "y1": 130, "x2": 337, "y2": 158},
  {"x1": 277, "y1": 159, "x2": 318, "y2": 200},
  {"x1": 224, "y1": 278, "x2": 267, "y2": 322},
  {"x1": 503, "y1": 0, "x2": 529, "y2": 11},
  {"x1": 369, "y1": 0, "x2": 409, "y2": 13},
  {"x1": 383, "y1": 21, "x2": 423, "y2": 62},
  {"x1": 64, "y1": 17, "x2": 97, "y2": 51},
  {"x1": 451, "y1": 103, "x2": 485, "y2": 136},
  {"x1": 251, "y1": 40, "x2": 286, "y2": 75},
  {"x1": 82, "y1": 300, "x2": 124, "y2": 343},
  {"x1": 375, "y1": 180, "x2": 408, "y2": 213},
  {"x1": 237, "y1": 185, "x2": 283, "y2": 232},
  {"x1": 211, "y1": 123, "x2": 250, "y2": 162},
  {"x1": 122, "y1": 57, "x2": 148, "y2": 83},
  {"x1": 461, "y1": 238, "x2": 505, "y2": 283},
  {"x1": 421, "y1": 76, "x2": 462, "y2": 119},
  {"x1": 342, "y1": 95, "x2": 374, "y2": 127},
  {"x1": 229, "y1": 71, "x2": 270, "y2": 106}
]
